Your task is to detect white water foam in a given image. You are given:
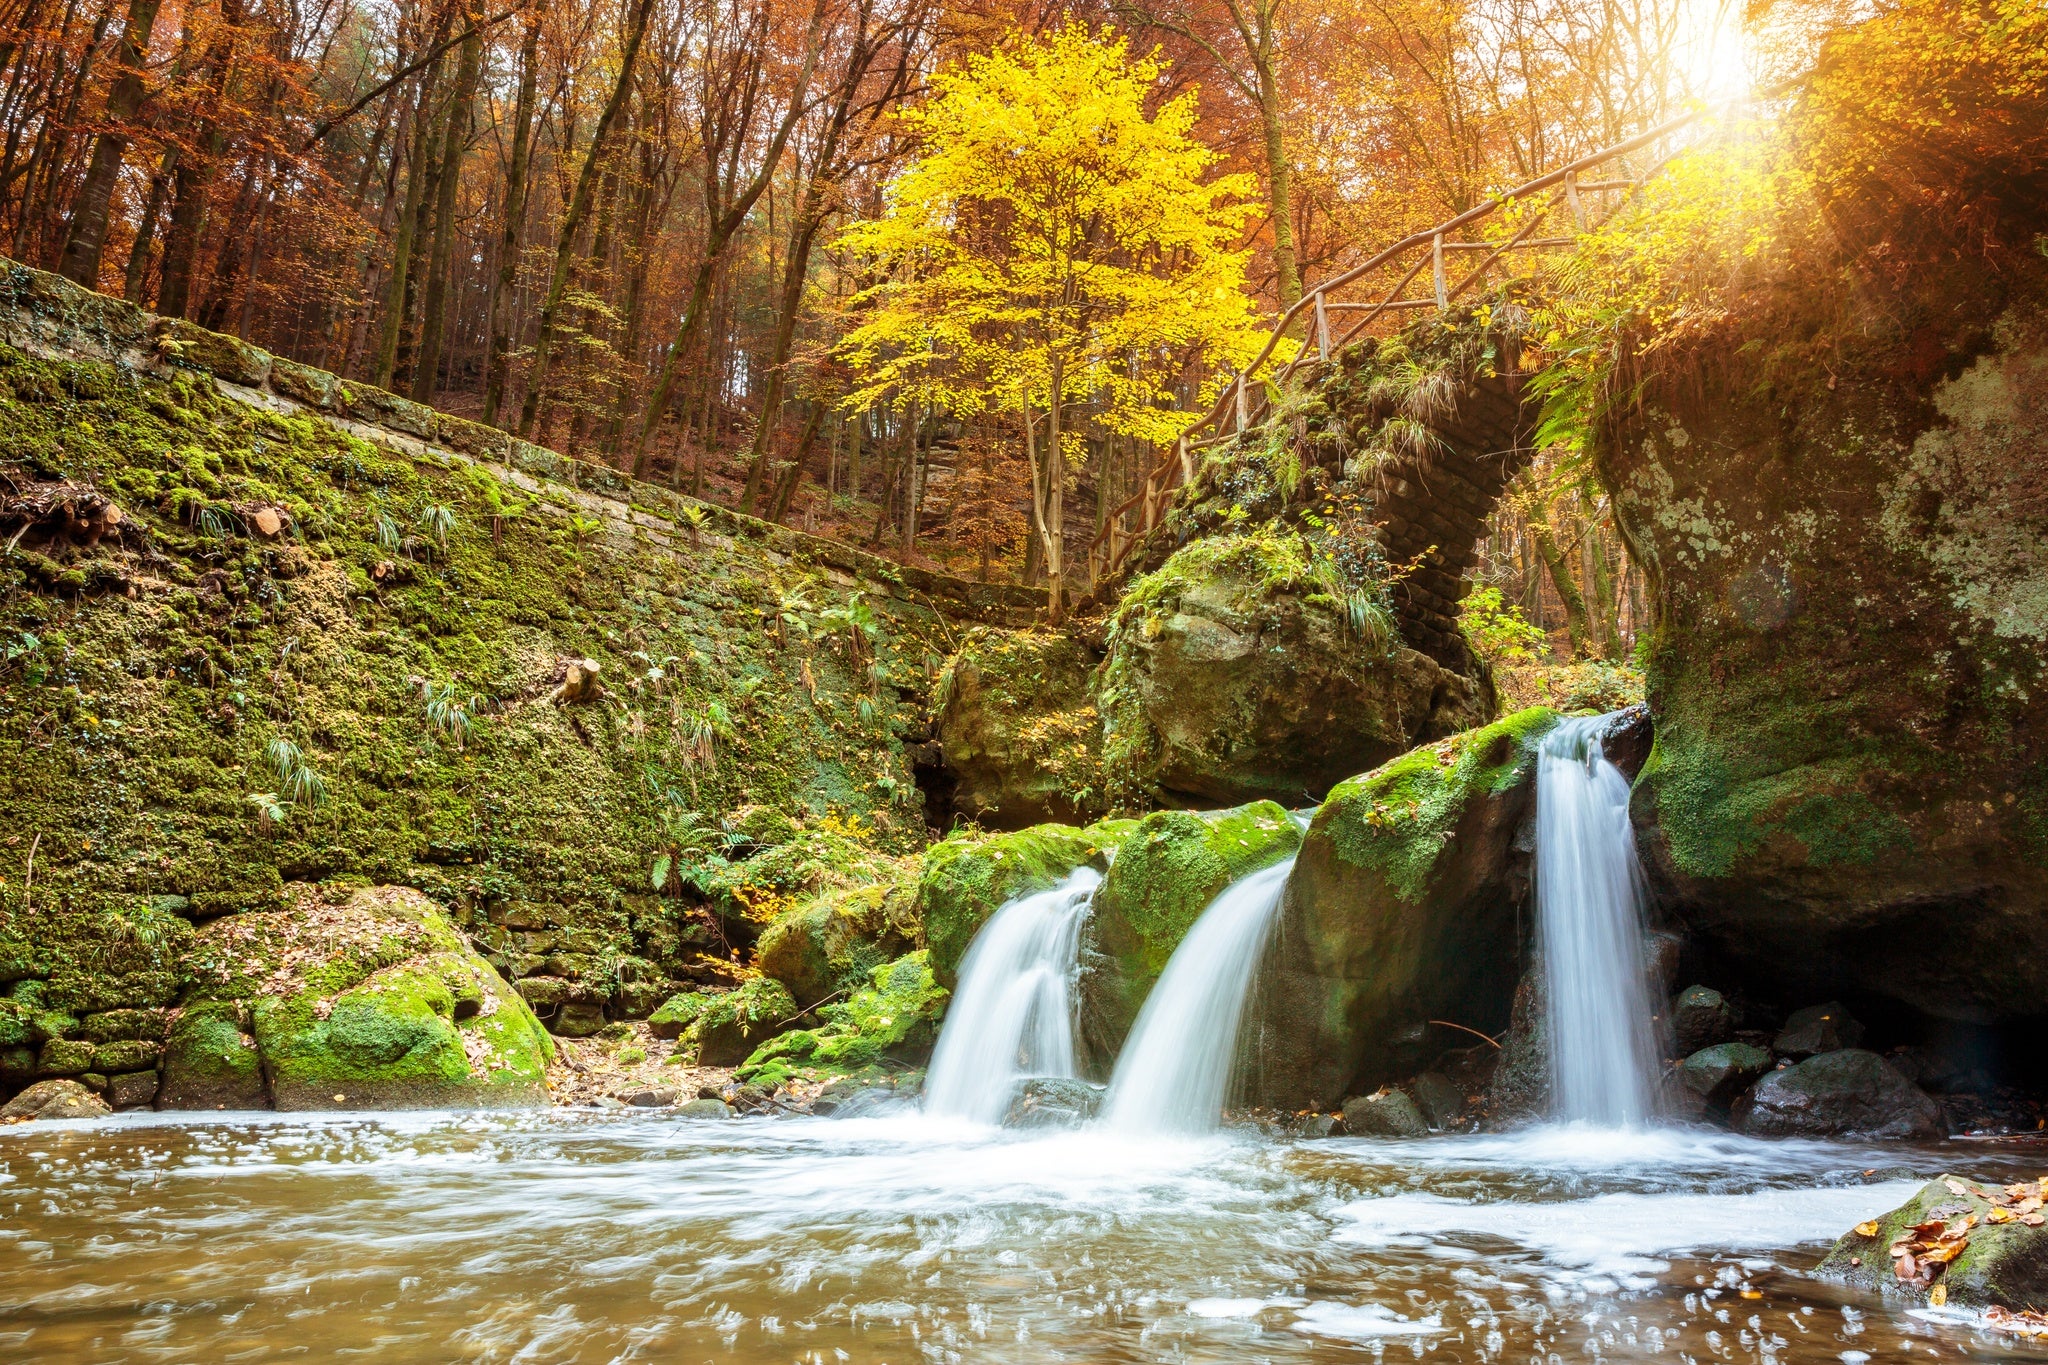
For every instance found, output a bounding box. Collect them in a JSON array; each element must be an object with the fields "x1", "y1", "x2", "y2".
[
  {"x1": 1535, "y1": 713, "x2": 1663, "y2": 1126},
  {"x1": 1101, "y1": 859, "x2": 1294, "y2": 1134},
  {"x1": 923, "y1": 867, "x2": 1100, "y2": 1125}
]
